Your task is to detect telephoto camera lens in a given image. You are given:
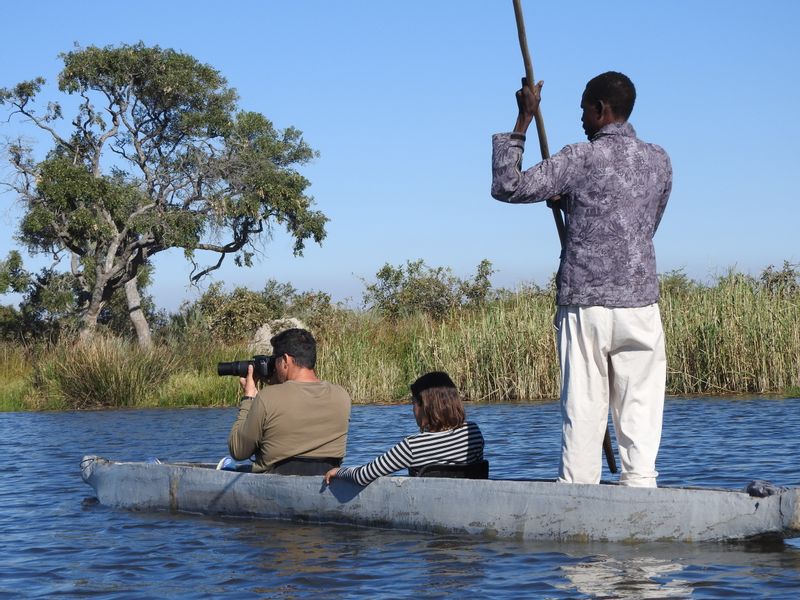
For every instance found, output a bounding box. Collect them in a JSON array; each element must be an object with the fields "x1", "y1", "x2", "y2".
[{"x1": 216, "y1": 360, "x2": 253, "y2": 377}]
